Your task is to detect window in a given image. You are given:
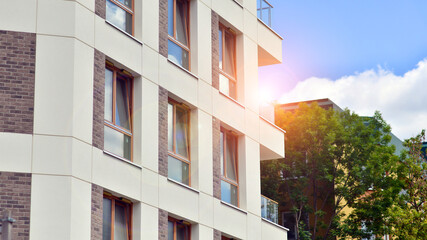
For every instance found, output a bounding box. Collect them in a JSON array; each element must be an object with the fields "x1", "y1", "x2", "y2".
[
  {"x1": 168, "y1": 99, "x2": 191, "y2": 185},
  {"x1": 220, "y1": 128, "x2": 238, "y2": 206},
  {"x1": 168, "y1": 217, "x2": 191, "y2": 240},
  {"x1": 106, "y1": 0, "x2": 134, "y2": 35},
  {"x1": 103, "y1": 193, "x2": 133, "y2": 240},
  {"x1": 221, "y1": 236, "x2": 232, "y2": 240},
  {"x1": 104, "y1": 63, "x2": 133, "y2": 161},
  {"x1": 168, "y1": 0, "x2": 190, "y2": 70},
  {"x1": 219, "y1": 24, "x2": 237, "y2": 99}
]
